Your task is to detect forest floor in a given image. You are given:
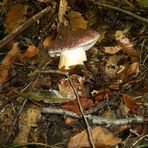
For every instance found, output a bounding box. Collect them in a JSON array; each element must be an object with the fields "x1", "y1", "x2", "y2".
[{"x1": 0, "y1": 0, "x2": 148, "y2": 147}]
